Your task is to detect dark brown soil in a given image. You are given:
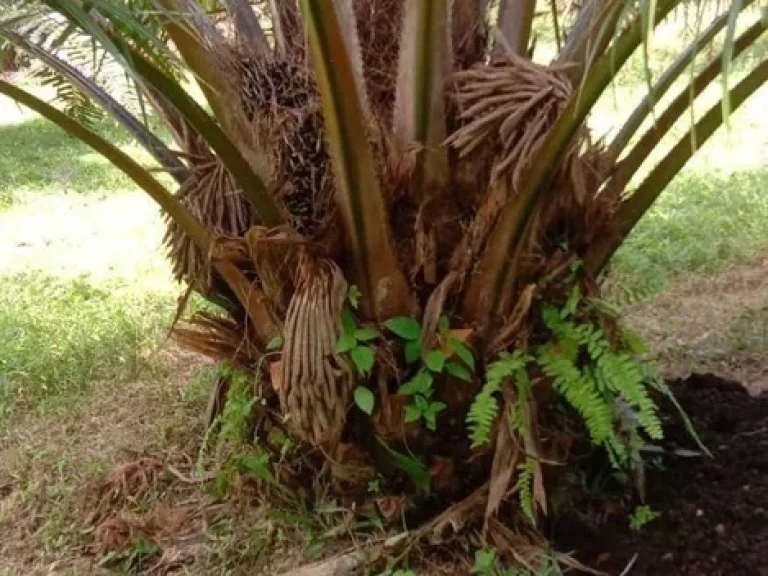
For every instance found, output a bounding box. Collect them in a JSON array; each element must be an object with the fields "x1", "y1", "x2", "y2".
[{"x1": 556, "y1": 374, "x2": 768, "y2": 575}]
